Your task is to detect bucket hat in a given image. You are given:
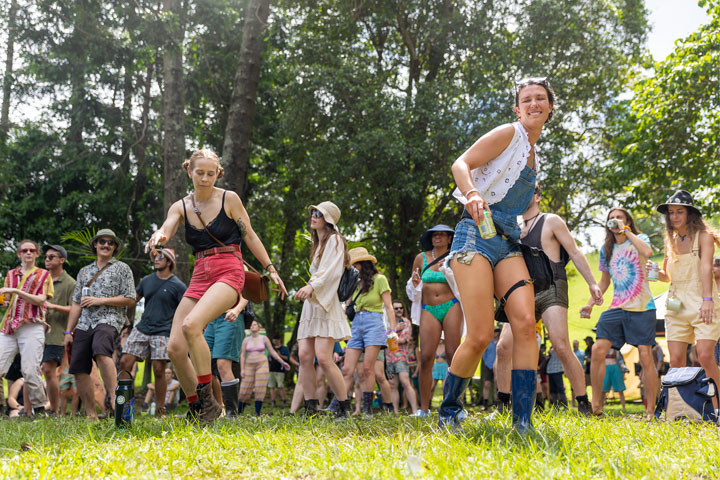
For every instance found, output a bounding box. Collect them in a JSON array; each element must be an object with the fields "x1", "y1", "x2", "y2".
[
  {"x1": 348, "y1": 247, "x2": 377, "y2": 265},
  {"x1": 90, "y1": 228, "x2": 121, "y2": 254},
  {"x1": 656, "y1": 190, "x2": 702, "y2": 217},
  {"x1": 420, "y1": 224, "x2": 455, "y2": 251},
  {"x1": 308, "y1": 201, "x2": 341, "y2": 228}
]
